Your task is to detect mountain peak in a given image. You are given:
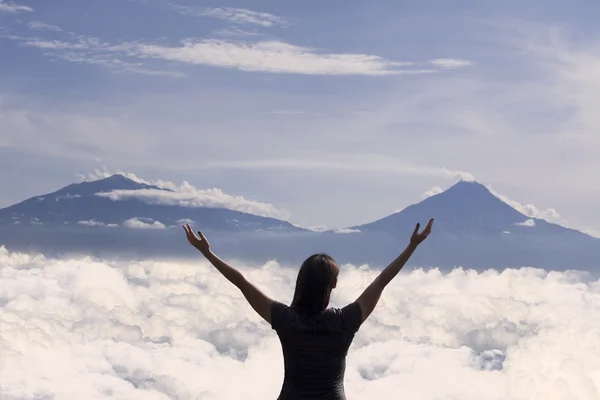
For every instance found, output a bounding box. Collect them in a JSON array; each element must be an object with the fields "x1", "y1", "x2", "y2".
[
  {"x1": 352, "y1": 179, "x2": 529, "y2": 235},
  {"x1": 445, "y1": 180, "x2": 490, "y2": 194},
  {"x1": 50, "y1": 174, "x2": 160, "y2": 199},
  {"x1": 85, "y1": 174, "x2": 147, "y2": 189},
  {"x1": 96, "y1": 173, "x2": 132, "y2": 183}
]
